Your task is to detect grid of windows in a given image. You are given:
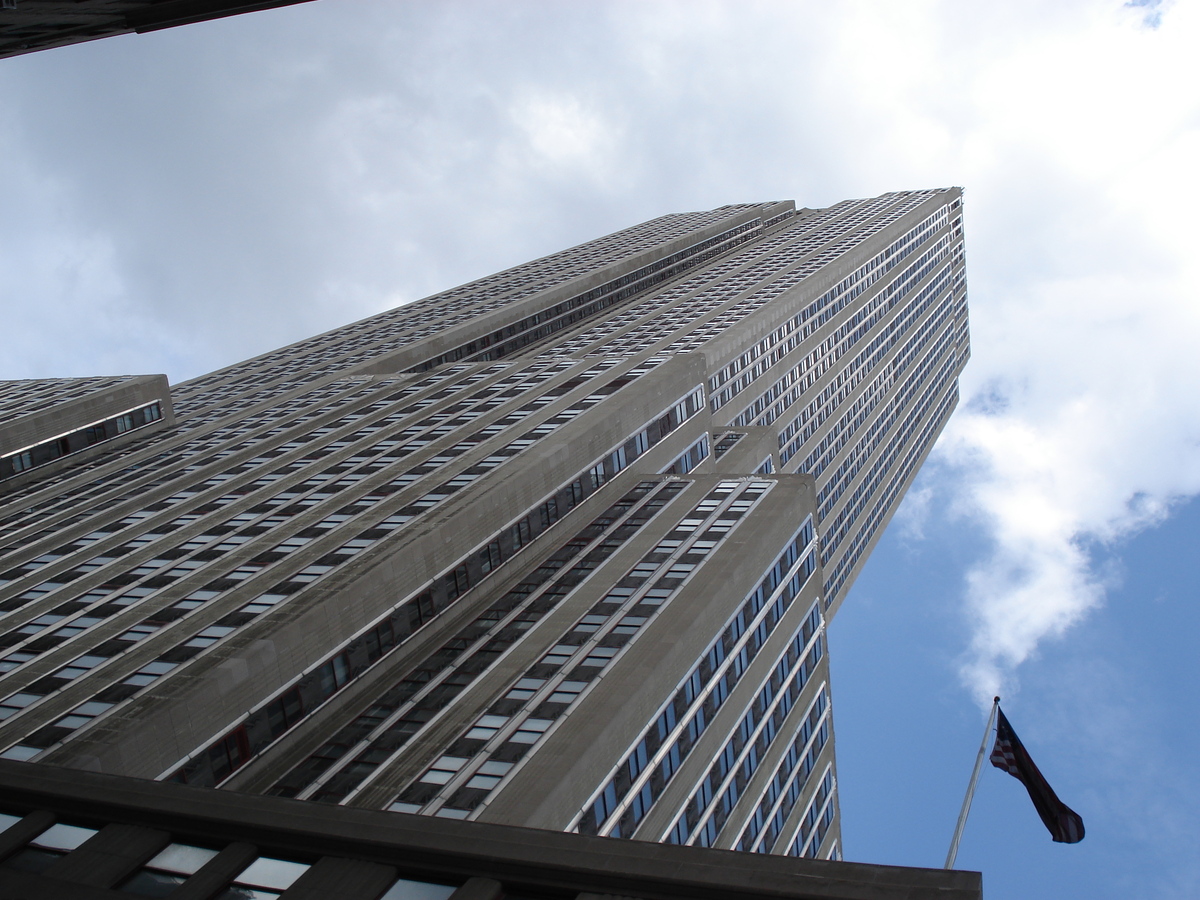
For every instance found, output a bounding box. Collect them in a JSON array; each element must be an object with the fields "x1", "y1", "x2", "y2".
[
  {"x1": 0, "y1": 376, "x2": 136, "y2": 422},
  {"x1": 795, "y1": 296, "x2": 959, "y2": 486},
  {"x1": 822, "y1": 383, "x2": 959, "y2": 604},
  {"x1": 0, "y1": 373, "x2": 702, "y2": 762},
  {"x1": 734, "y1": 686, "x2": 830, "y2": 853},
  {"x1": 545, "y1": 201, "x2": 880, "y2": 360},
  {"x1": 563, "y1": 196, "x2": 923, "y2": 361},
  {"x1": 389, "y1": 480, "x2": 775, "y2": 819},
  {"x1": 663, "y1": 196, "x2": 939, "y2": 357},
  {"x1": 776, "y1": 252, "x2": 955, "y2": 465},
  {"x1": 711, "y1": 432, "x2": 745, "y2": 460},
  {"x1": 785, "y1": 767, "x2": 837, "y2": 858},
  {"x1": 0, "y1": 402, "x2": 165, "y2": 482},
  {"x1": 407, "y1": 220, "x2": 764, "y2": 372},
  {"x1": 180, "y1": 479, "x2": 683, "y2": 792},
  {"x1": 170, "y1": 205, "x2": 768, "y2": 413},
  {"x1": 811, "y1": 319, "x2": 959, "y2": 516},
  {"x1": 707, "y1": 205, "x2": 949, "y2": 414},
  {"x1": 576, "y1": 516, "x2": 817, "y2": 839},
  {"x1": 662, "y1": 436, "x2": 710, "y2": 475},
  {"x1": 273, "y1": 481, "x2": 686, "y2": 804},
  {"x1": 731, "y1": 233, "x2": 953, "y2": 435},
  {"x1": 1, "y1": 362, "x2": 605, "y2": 627},
  {"x1": 666, "y1": 613, "x2": 824, "y2": 849}
]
